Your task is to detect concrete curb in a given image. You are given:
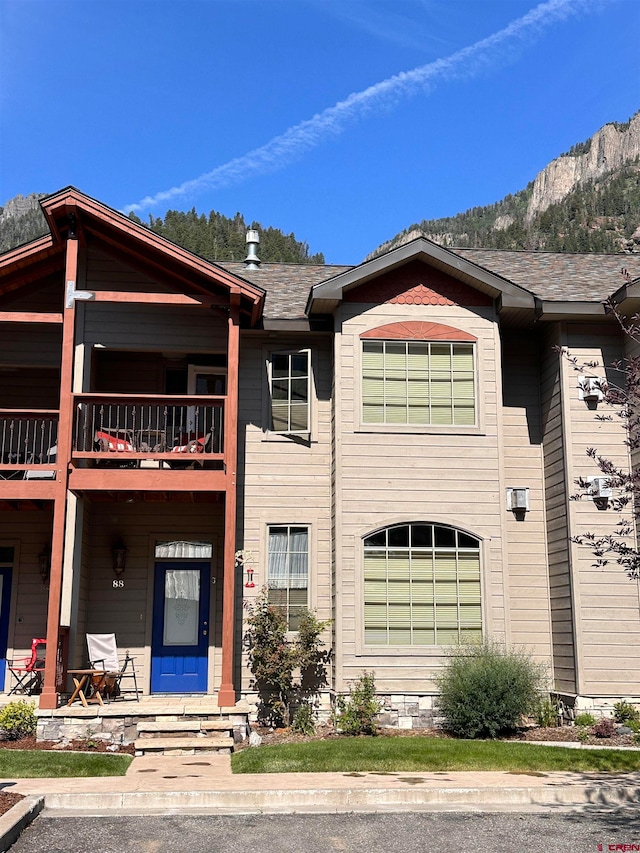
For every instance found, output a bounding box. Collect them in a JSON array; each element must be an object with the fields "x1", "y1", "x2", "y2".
[
  {"x1": 0, "y1": 796, "x2": 44, "y2": 852},
  {"x1": 38, "y1": 783, "x2": 640, "y2": 815}
]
